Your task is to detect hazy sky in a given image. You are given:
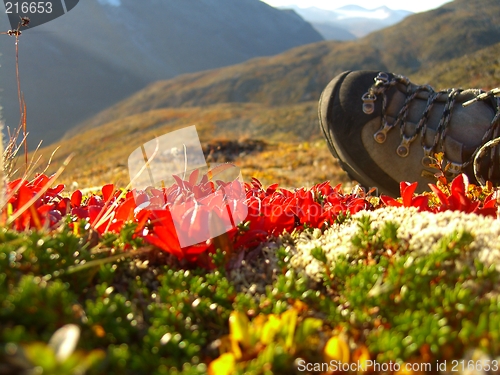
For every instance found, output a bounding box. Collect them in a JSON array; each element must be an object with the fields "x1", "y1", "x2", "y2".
[{"x1": 260, "y1": 0, "x2": 453, "y2": 13}]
